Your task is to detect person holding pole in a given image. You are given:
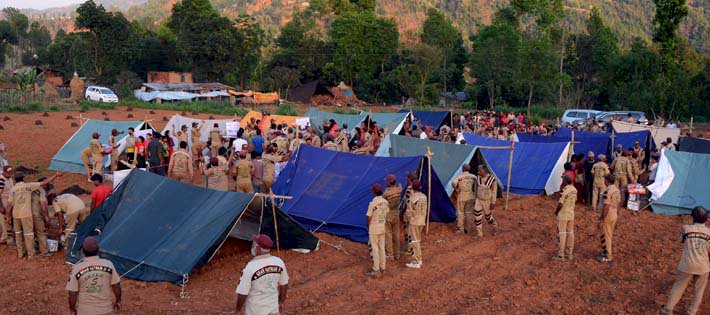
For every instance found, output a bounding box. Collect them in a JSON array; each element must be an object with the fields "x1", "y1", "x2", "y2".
[
  {"x1": 473, "y1": 166, "x2": 498, "y2": 238},
  {"x1": 405, "y1": 179, "x2": 427, "y2": 269}
]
